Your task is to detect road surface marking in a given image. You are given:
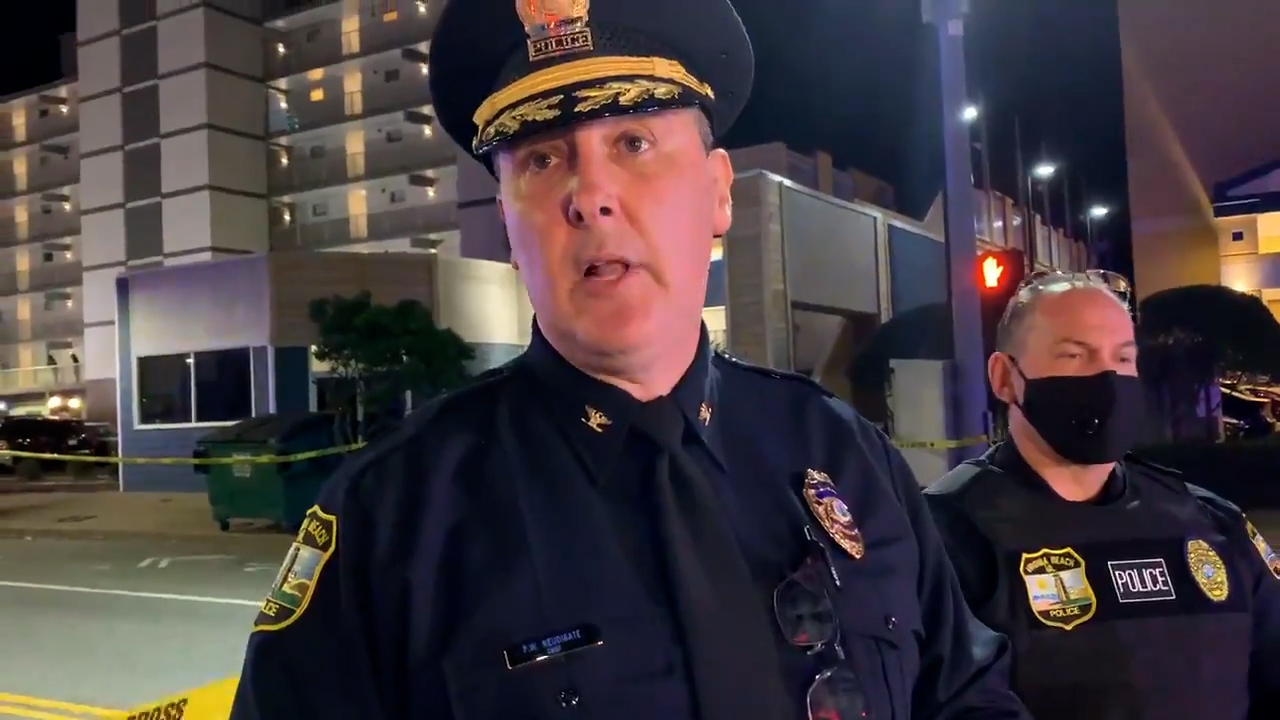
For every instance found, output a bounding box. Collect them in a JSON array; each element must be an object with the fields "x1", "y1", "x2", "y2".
[
  {"x1": 0, "y1": 580, "x2": 259, "y2": 606},
  {"x1": 138, "y1": 555, "x2": 235, "y2": 569},
  {"x1": 0, "y1": 692, "x2": 121, "y2": 718}
]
